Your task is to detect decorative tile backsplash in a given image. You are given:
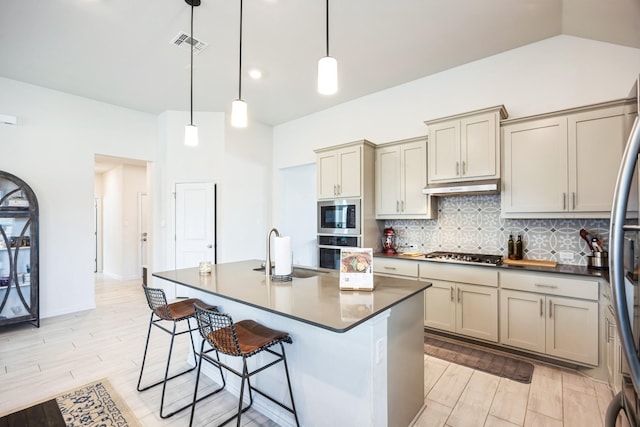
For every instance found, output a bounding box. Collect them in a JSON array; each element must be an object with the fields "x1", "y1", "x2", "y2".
[{"x1": 385, "y1": 195, "x2": 609, "y2": 266}]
